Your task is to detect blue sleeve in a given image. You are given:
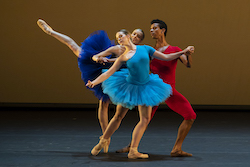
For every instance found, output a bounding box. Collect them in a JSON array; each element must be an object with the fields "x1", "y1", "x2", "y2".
[{"x1": 143, "y1": 45, "x2": 156, "y2": 56}]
